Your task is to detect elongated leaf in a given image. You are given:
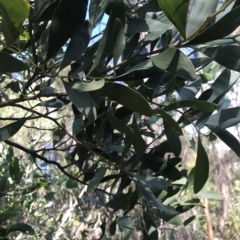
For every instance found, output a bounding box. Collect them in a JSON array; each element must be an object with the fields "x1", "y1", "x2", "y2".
[
  {"x1": 204, "y1": 107, "x2": 240, "y2": 129},
  {"x1": 186, "y1": 0, "x2": 218, "y2": 38},
  {"x1": 97, "y1": 82, "x2": 153, "y2": 116},
  {"x1": 109, "y1": 219, "x2": 117, "y2": 236},
  {"x1": 184, "y1": 216, "x2": 196, "y2": 226},
  {"x1": 136, "y1": 181, "x2": 178, "y2": 214},
  {"x1": 113, "y1": 18, "x2": 125, "y2": 68},
  {"x1": 126, "y1": 18, "x2": 170, "y2": 35},
  {"x1": 131, "y1": 114, "x2": 146, "y2": 156},
  {"x1": 143, "y1": 212, "x2": 158, "y2": 240},
  {"x1": 201, "y1": 45, "x2": 240, "y2": 72},
  {"x1": 60, "y1": 20, "x2": 92, "y2": 70},
  {"x1": 6, "y1": 223, "x2": 35, "y2": 236},
  {"x1": 213, "y1": 129, "x2": 240, "y2": 157},
  {"x1": 107, "y1": 112, "x2": 134, "y2": 135},
  {"x1": 194, "y1": 135, "x2": 209, "y2": 194},
  {"x1": 164, "y1": 100, "x2": 218, "y2": 112},
  {"x1": 151, "y1": 48, "x2": 196, "y2": 80},
  {"x1": 135, "y1": 175, "x2": 170, "y2": 189},
  {"x1": 33, "y1": 0, "x2": 58, "y2": 22},
  {"x1": 87, "y1": 166, "x2": 107, "y2": 192},
  {"x1": 195, "y1": 191, "x2": 223, "y2": 200},
  {"x1": 187, "y1": 6, "x2": 240, "y2": 44},
  {"x1": 0, "y1": 52, "x2": 28, "y2": 73},
  {"x1": 90, "y1": 0, "x2": 125, "y2": 71},
  {"x1": 153, "y1": 109, "x2": 183, "y2": 135},
  {"x1": 46, "y1": 0, "x2": 88, "y2": 61},
  {"x1": 0, "y1": 119, "x2": 25, "y2": 141},
  {"x1": 0, "y1": 0, "x2": 30, "y2": 47},
  {"x1": 164, "y1": 119, "x2": 181, "y2": 157},
  {"x1": 63, "y1": 81, "x2": 97, "y2": 121},
  {"x1": 72, "y1": 79, "x2": 105, "y2": 92},
  {"x1": 157, "y1": 0, "x2": 190, "y2": 39},
  {"x1": 89, "y1": 0, "x2": 110, "y2": 27}
]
